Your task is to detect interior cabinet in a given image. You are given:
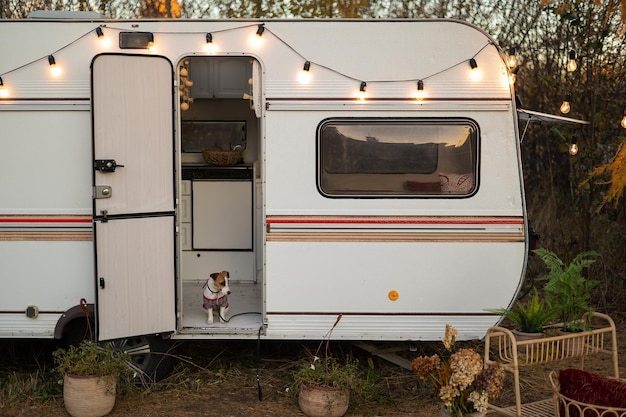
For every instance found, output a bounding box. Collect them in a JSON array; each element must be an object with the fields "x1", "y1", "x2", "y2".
[
  {"x1": 192, "y1": 180, "x2": 252, "y2": 250},
  {"x1": 189, "y1": 57, "x2": 251, "y2": 99},
  {"x1": 484, "y1": 312, "x2": 619, "y2": 417}
]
